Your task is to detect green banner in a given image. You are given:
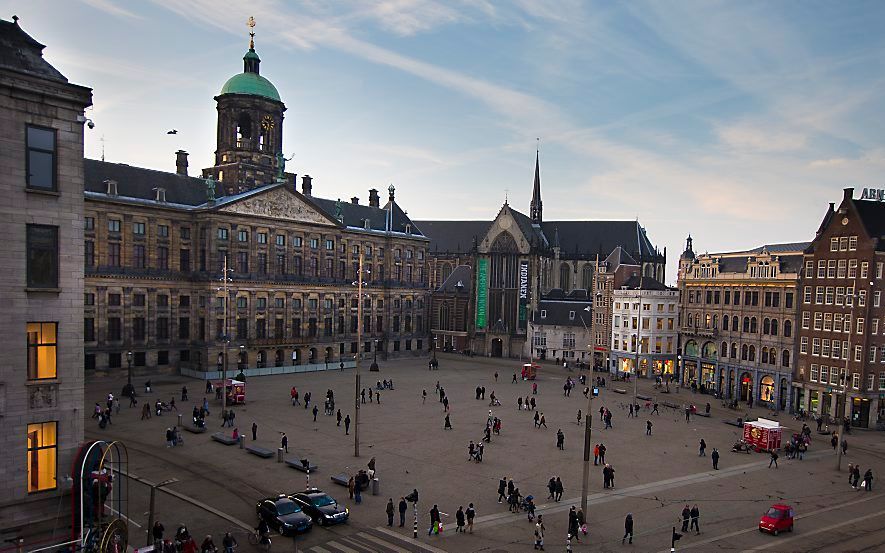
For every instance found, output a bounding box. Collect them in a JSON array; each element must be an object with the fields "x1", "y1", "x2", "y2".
[{"x1": 475, "y1": 258, "x2": 489, "y2": 329}]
